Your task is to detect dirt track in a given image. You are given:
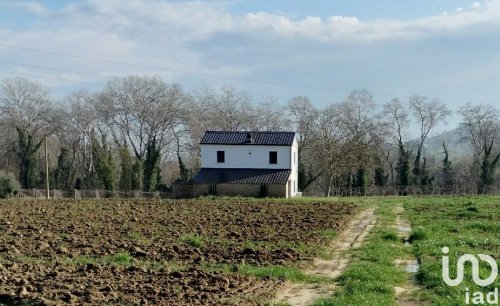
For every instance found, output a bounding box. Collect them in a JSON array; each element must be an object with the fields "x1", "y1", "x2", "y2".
[{"x1": 275, "y1": 207, "x2": 376, "y2": 306}]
